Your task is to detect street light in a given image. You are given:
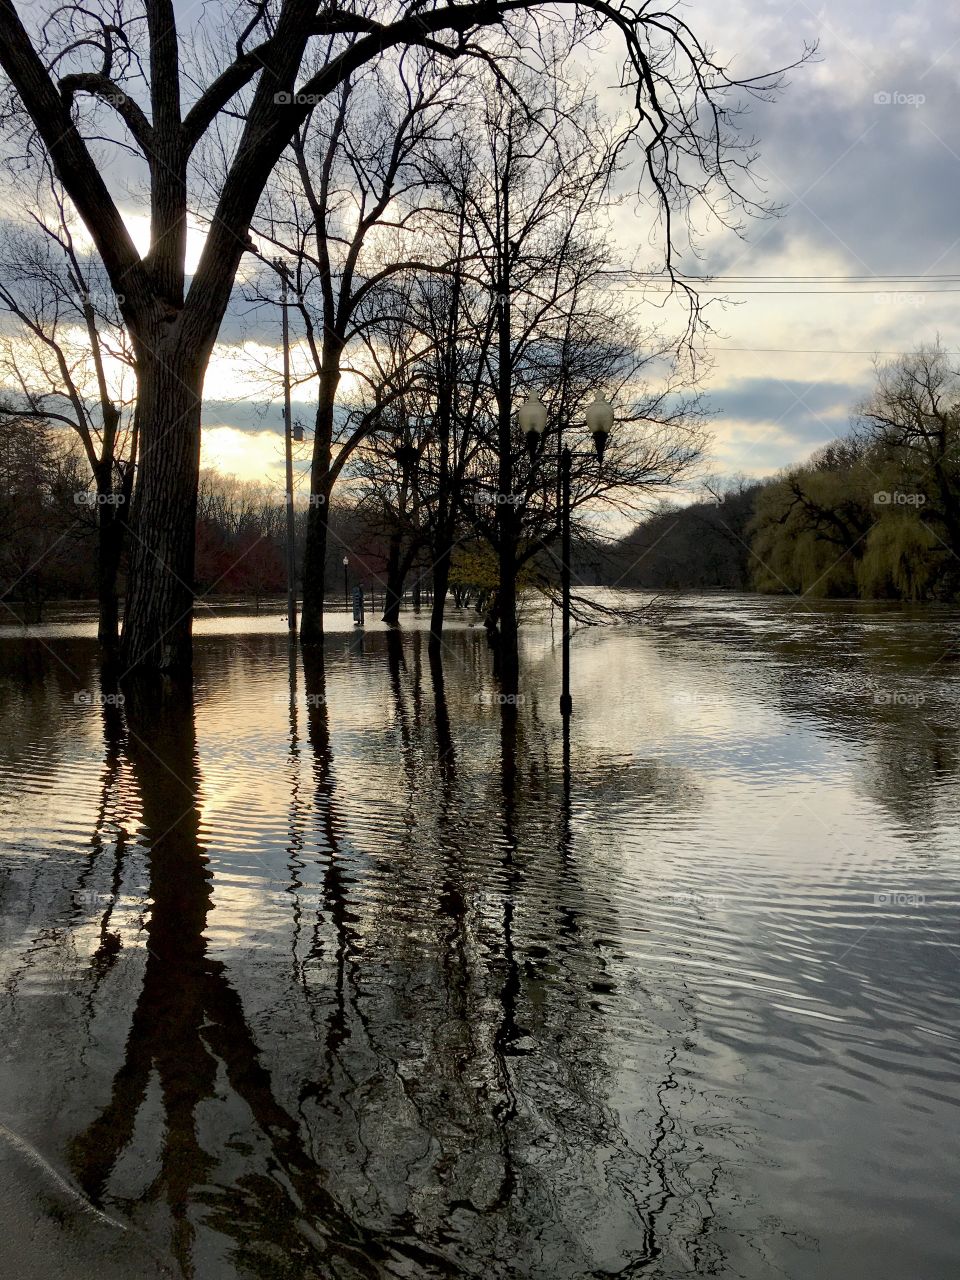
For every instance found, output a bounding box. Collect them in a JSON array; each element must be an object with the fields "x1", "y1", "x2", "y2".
[
  {"x1": 342, "y1": 555, "x2": 349, "y2": 610},
  {"x1": 518, "y1": 391, "x2": 548, "y2": 458},
  {"x1": 585, "y1": 392, "x2": 614, "y2": 462},
  {"x1": 557, "y1": 394, "x2": 614, "y2": 718}
]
